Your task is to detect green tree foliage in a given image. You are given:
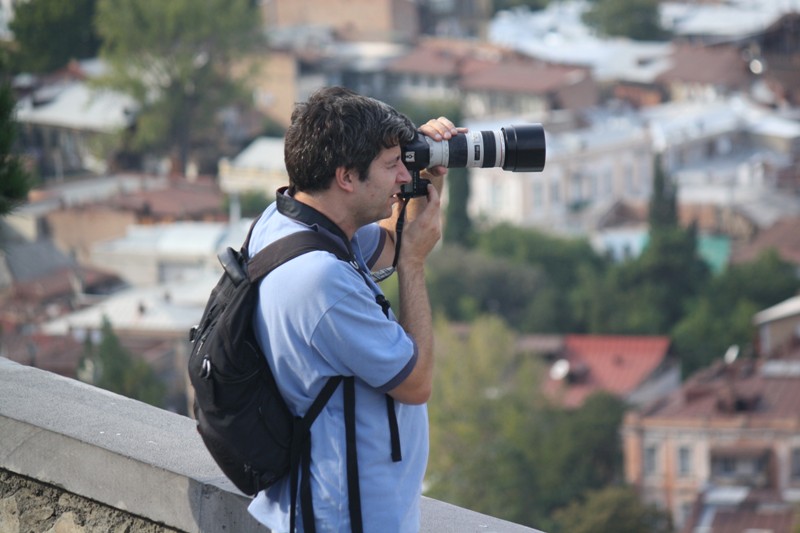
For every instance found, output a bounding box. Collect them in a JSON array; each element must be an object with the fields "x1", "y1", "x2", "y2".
[
  {"x1": 427, "y1": 315, "x2": 548, "y2": 525},
  {"x1": 0, "y1": 82, "x2": 31, "y2": 217},
  {"x1": 473, "y1": 224, "x2": 606, "y2": 332},
  {"x1": 426, "y1": 244, "x2": 547, "y2": 330},
  {"x1": 493, "y1": 0, "x2": 549, "y2": 13},
  {"x1": 442, "y1": 167, "x2": 474, "y2": 246},
  {"x1": 223, "y1": 190, "x2": 273, "y2": 219},
  {"x1": 78, "y1": 317, "x2": 165, "y2": 407},
  {"x1": 673, "y1": 249, "x2": 800, "y2": 377},
  {"x1": 552, "y1": 486, "x2": 672, "y2": 533},
  {"x1": 427, "y1": 316, "x2": 624, "y2": 530},
  {"x1": 427, "y1": 315, "x2": 627, "y2": 529},
  {"x1": 531, "y1": 392, "x2": 627, "y2": 530},
  {"x1": 648, "y1": 154, "x2": 677, "y2": 230},
  {"x1": 9, "y1": 0, "x2": 101, "y2": 74},
  {"x1": 572, "y1": 159, "x2": 709, "y2": 334},
  {"x1": 581, "y1": 0, "x2": 668, "y2": 41},
  {"x1": 94, "y1": 0, "x2": 263, "y2": 174}
]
